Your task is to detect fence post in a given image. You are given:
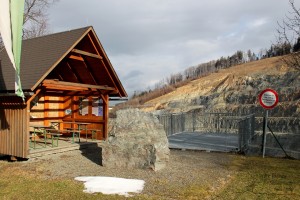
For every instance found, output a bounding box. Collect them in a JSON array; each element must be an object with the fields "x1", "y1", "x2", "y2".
[
  {"x1": 217, "y1": 113, "x2": 220, "y2": 133},
  {"x1": 170, "y1": 114, "x2": 173, "y2": 135},
  {"x1": 251, "y1": 114, "x2": 255, "y2": 138},
  {"x1": 181, "y1": 113, "x2": 185, "y2": 132},
  {"x1": 192, "y1": 110, "x2": 195, "y2": 132},
  {"x1": 238, "y1": 119, "x2": 242, "y2": 151}
]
